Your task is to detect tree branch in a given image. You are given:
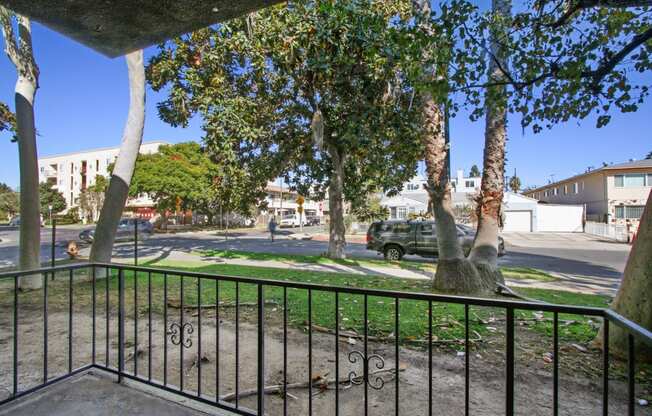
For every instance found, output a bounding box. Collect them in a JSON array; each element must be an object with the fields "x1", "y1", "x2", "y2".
[
  {"x1": 0, "y1": 6, "x2": 21, "y2": 70},
  {"x1": 583, "y1": 25, "x2": 652, "y2": 88},
  {"x1": 543, "y1": 0, "x2": 652, "y2": 27}
]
